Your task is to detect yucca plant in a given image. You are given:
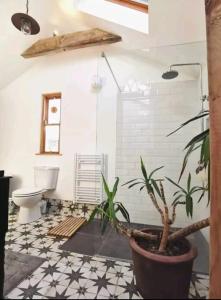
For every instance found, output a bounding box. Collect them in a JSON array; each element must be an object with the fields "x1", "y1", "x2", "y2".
[
  {"x1": 89, "y1": 110, "x2": 210, "y2": 299},
  {"x1": 90, "y1": 159, "x2": 209, "y2": 254},
  {"x1": 90, "y1": 111, "x2": 210, "y2": 254}
]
